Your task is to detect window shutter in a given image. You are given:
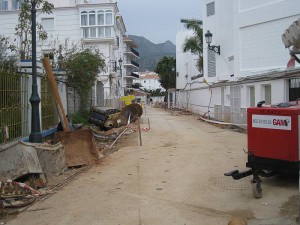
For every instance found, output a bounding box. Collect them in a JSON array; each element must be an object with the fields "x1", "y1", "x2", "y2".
[
  {"x1": 206, "y1": 2, "x2": 215, "y2": 17},
  {"x1": 208, "y1": 50, "x2": 216, "y2": 77}
]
